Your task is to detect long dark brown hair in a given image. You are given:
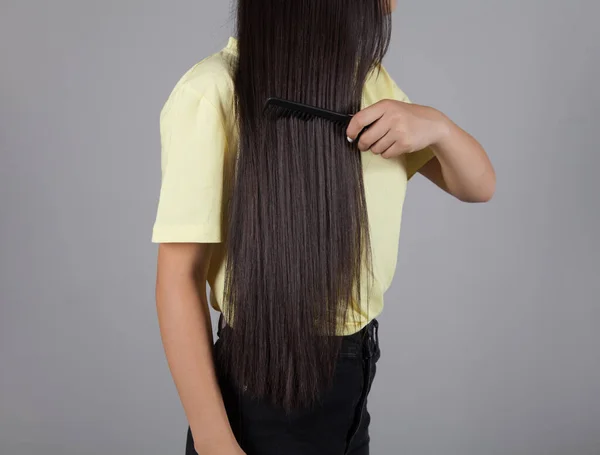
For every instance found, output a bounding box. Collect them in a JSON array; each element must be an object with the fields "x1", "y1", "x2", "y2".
[{"x1": 219, "y1": 0, "x2": 391, "y2": 413}]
